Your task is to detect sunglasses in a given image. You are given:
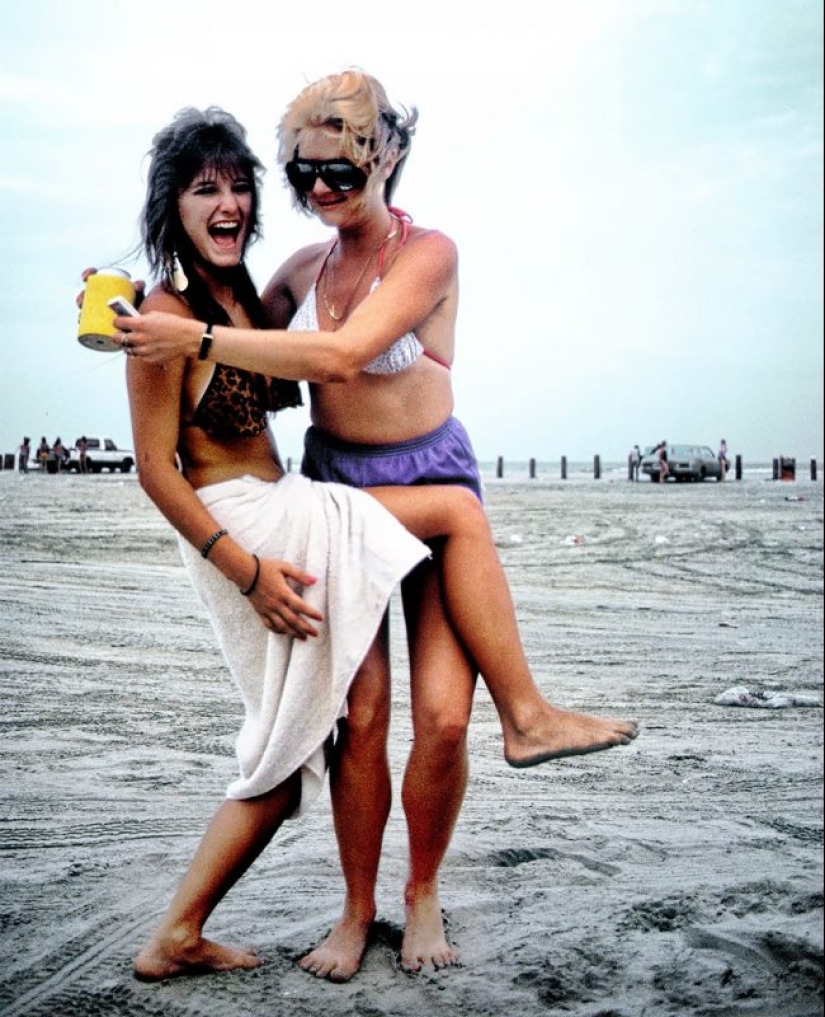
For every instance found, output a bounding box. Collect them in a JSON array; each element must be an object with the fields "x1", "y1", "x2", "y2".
[{"x1": 285, "y1": 158, "x2": 368, "y2": 194}]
